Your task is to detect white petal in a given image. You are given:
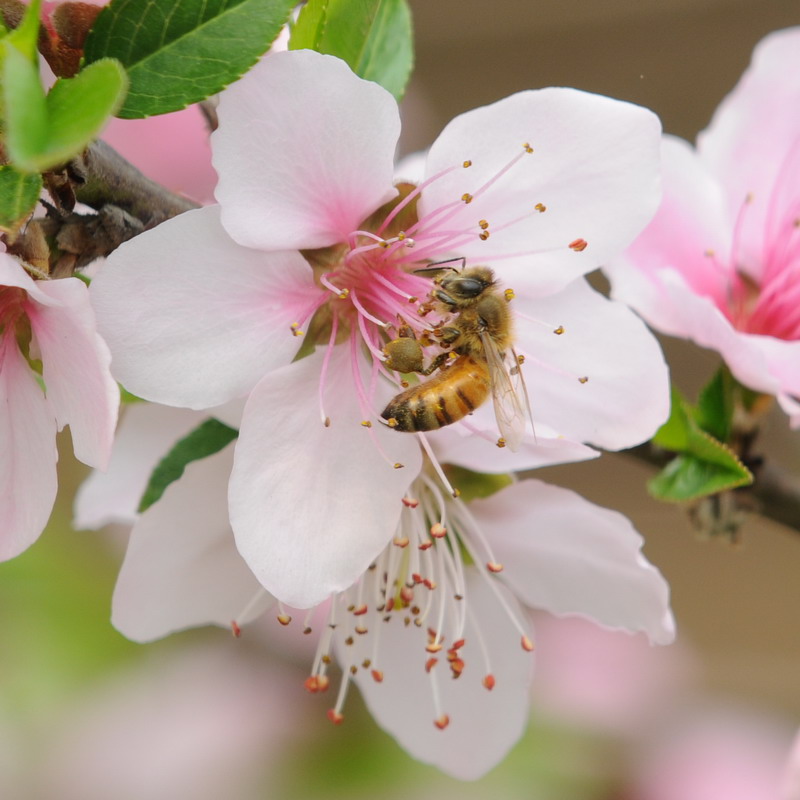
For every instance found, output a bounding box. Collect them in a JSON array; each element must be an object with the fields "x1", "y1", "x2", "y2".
[
  {"x1": 74, "y1": 403, "x2": 208, "y2": 530},
  {"x1": 28, "y1": 277, "x2": 119, "y2": 468},
  {"x1": 514, "y1": 278, "x2": 670, "y2": 450},
  {"x1": 91, "y1": 205, "x2": 318, "y2": 408},
  {"x1": 214, "y1": 50, "x2": 400, "y2": 250},
  {"x1": 474, "y1": 480, "x2": 675, "y2": 645},
  {"x1": 349, "y1": 571, "x2": 534, "y2": 780},
  {"x1": 0, "y1": 336, "x2": 58, "y2": 560},
  {"x1": 229, "y1": 347, "x2": 422, "y2": 609},
  {"x1": 420, "y1": 88, "x2": 662, "y2": 295},
  {"x1": 112, "y1": 446, "x2": 272, "y2": 642}
]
